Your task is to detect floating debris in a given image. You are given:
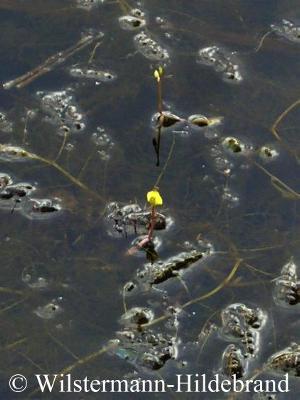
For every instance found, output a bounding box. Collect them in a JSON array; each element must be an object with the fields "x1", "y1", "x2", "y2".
[
  {"x1": 91, "y1": 127, "x2": 115, "y2": 161},
  {"x1": 91, "y1": 128, "x2": 114, "y2": 147},
  {"x1": 70, "y1": 66, "x2": 116, "y2": 82},
  {"x1": 221, "y1": 187, "x2": 240, "y2": 208},
  {"x1": 0, "y1": 173, "x2": 13, "y2": 188},
  {"x1": 188, "y1": 114, "x2": 209, "y2": 127},
  {"x1": 119, "y1": 14, "x2": 146, "y2": 31},
  {"x1": 34, "y1": 298, "x2": 63, "y2": 320},
  {"x1": 0, "y1": 171, "x2": 63, "y2": 218},
  {"x1": 76, "y1": 0, "x2": 104, "y2": 11},
  {"x1": 222, "y1": 136, "x2": 245, "y2": 153},
  {"x1": 21, "y1": 198, "x2": 62, "y2": 219},
  {"x1": 128, "y1": 240, "x2": 213, "y2": 288},
  {"x1": 0, "y1": 111, "x2": 13, "y2": 133},
  {"x1": 198, "y1": 46, "x2": 242, "y2": 82},
  {"x1": 155, "y1": 16, "x2": 171, "y2": 29},
  {"x1": 97, "y1": 150, "x2": 110, "y2": 162},
  {"x1": 221, "y1": 303, "x2": 266, "y2": 357},
  {"x1": 223, "y1": 314, "x2": 246, "y2": 339},
  {"x1": 134, "y1": 31, "x2": 169, "y2": 61},
  {"x1": 188, "y1": 114, "x2": 223, "y2": 128},
  {"x1": 22, "y1": 263, "x2": 49, "y2": 290},
  {"x1": 65, "y1": 143, "x2": 75, "y2": 152},
  {"x1": 222, "y1": 344, "x2": 246, "y2": 379},
  {"x1": 130, "y1": 9, "x2": 145, "y2": 19},
  {"x1": 259, "y1": 145, "x2": 279, "y2": 160},
  {"x1": 3, "y1": 33, "x2": 103, "y2": 89},
  {"x1": 40, "y1": 90, "x2": 73, "y2": 117},
  {"x1": 120, "y1": 307, "x2": 154, "y2": 327},
  {"x1": 267, "y1": 343, "x2": 300, "y2": 377},
  {"x1": 271, "y1": 19, "x2": 300, "y2": 43},
  {"x1": 113, "y1": 329, "x2": 176, "y2": 370},
  {"x1": 222, "y1": 303, "x2": 266, "y2": 332},
  {"x1": 273, "y1": 258, "x2": 299, "y2": 306},
  {"x1": 38, "y1": 90, "x2": 86, "y2": 134},
  {"x1": 0, "y1": 174, "x2": 35, "y2": 211},
  {"x1": 211, "y1": 144, "x2": 234, "y2": 174},
  {"x1": 123, "y1": 281, "x2": 137, "y2": 294},
  {"x1": 0, "y1": 144, "x2": 29, "y2": 162},
  {"x1": 105, "y1": 202, "x2": 167, "y2": 237},
  {"x1": 152, "y1": 111, "x2": 183, "y2": 128},
  {"x1": 136, "y1": 249, "x2": 207, "y2": 285},
  {"x1": 0, "y1": 182, "x2": 34, "y2": 200},
  {"x1": 188, "y1": 114, "x2": 222, "y2": 128},
  {"x1": 119, "y1": 8, "x2": 146, "y2": 31},
  {"x1": 23, "y1": 109, "x2": 37, "y2": 121}
]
